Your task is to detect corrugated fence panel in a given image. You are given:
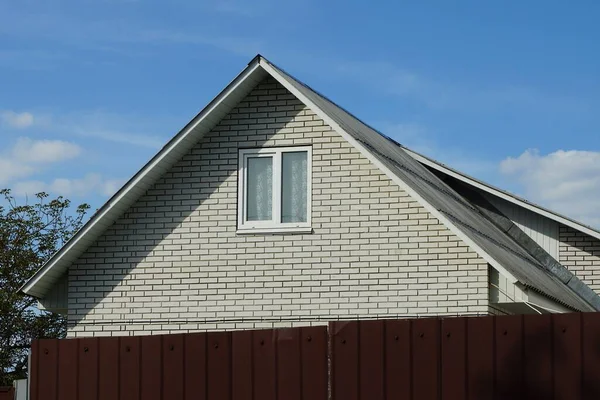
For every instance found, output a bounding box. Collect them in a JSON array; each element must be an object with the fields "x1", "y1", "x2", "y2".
[
  {"x1": 163, "y1": 334, "x2": 184, "y2": 400},
  {"x1": 57, "y1": 339, "x2": 78, "y2": 400},
  {"x1": 523, "y1": 314, "x2": 553, "y2": 399},
  {"x1": 300, "y1": 326, "x2": 328, "y2": 400},
  {"x1": 384, "y1": 319, "x2": 411, "y2": 399},
  {"x1": 37, "y1": 339, "x2": 58, "y2": 400},
  {"x1": 78, "y1": 338, "x2": 98, "y2": 400},
  {"x1": 231, "y1": 330, "x2": 252, "y2": 400},
  {"x1": 119, "y1": 336, "x2": 141, "y2": 400},
  {"x1": 441, "y1": 317, "x2": 467, "y2": 400},
  {"x1": 582, "y1": 313, "x2": 600, "y2": 398},
  {"x1": 140, "y1": 335, "x2": 162, "y2": 400},
  {"x1": 330, "y1": 321, "x2": 359, "y2": 400},
  {"x1": 554, "y1": 313, "x2": 582, "y2": 399},
  {"x1": 29, "y1": 340, "x2": 39, "y2": 400},
  {"x1": 412, "y1": 318, "x2": 440, "y2": 400},
  {"x1": 207, "y1": 332, "x2": 231, "y2": 400},
  {"x1": 28, "y1": 313, "x2": 600, "y2": 400},
  {"x1": 184, "y1": 333, "x2": 207, "y2": 400},
  {"x1": 276, "y1": 328, "x2": 301, "y2": 400},
  {"x1": 97, "y1": 337, "x2": 117, "y2": 400},
  {"x1": 495, "y1": 315, "x2": 524, "y2": 400},
  {"x1": 253, "y1": 329, "x2": 276, "y2": 400},
  {"x1": 359, "y1": 320, "x2": 385, "y2": 400},
  {"x1": 467, "y1": 316, "x2": 494, "y2": 400}
]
